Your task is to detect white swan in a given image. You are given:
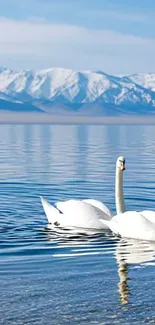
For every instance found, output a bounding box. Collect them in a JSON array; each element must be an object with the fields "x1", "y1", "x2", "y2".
[
  {"x1": 100, "y1": 158, "x2": 155, "y2": 241},
  {"x1": 40, "y1": 156, "x2": 126, "y2": 230}
]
